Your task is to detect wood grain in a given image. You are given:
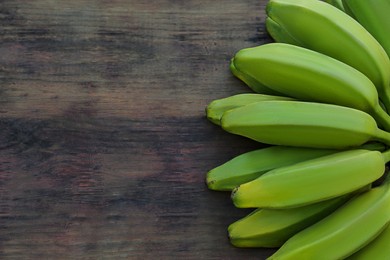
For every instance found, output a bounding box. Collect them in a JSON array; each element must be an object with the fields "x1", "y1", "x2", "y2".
[{"x1": 0, "y1": 0, "x2": 274, "y2": 259}]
